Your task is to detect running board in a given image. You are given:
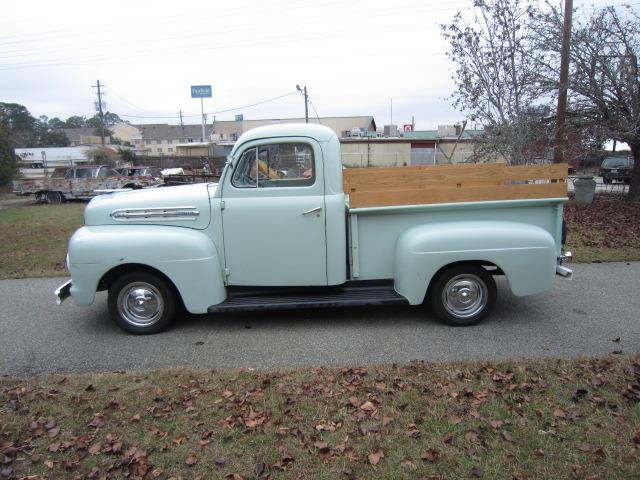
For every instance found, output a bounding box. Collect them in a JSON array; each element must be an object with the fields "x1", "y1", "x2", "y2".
[{"x1": 207, "y1": 285, "x2": 409, "y2": 313}]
